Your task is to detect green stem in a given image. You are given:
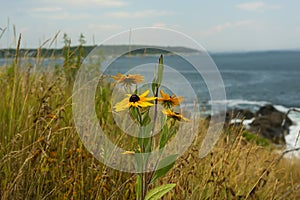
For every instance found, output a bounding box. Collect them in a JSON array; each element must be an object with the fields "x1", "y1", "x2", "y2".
[
  {"x1": 134, "y1": 108, "x2": 146, "y2": 200},
  {"x1": 151, "y1": 87, "x2": 159, "y2": 137},
  {"x1": 141, "y1": 55, "x2": 164, "y2": 198},
  {"x1": 144, "y1": 86, "x2": 160, "y2": 196}
]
